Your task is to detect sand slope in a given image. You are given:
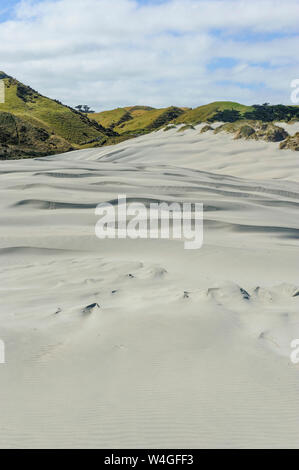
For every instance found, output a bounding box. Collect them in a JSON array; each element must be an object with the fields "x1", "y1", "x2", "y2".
[{"x1": 0, "y1": 125, "x2": 299, "y2": 448}]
